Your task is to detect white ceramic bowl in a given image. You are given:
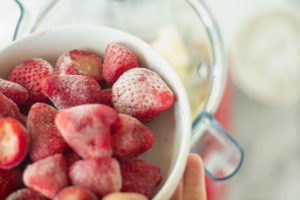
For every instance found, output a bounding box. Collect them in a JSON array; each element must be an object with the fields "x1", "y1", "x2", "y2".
[{"x1": 0, "y1": 25, "x2": 191, "y2": 200}]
